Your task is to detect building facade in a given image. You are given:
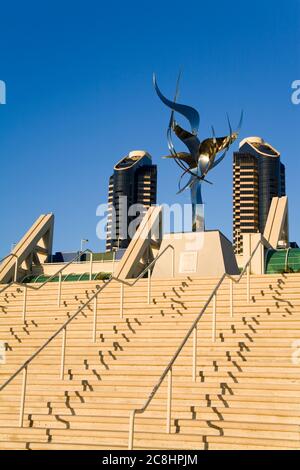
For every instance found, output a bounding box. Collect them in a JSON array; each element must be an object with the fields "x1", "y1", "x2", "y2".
[
  {"x1": 106, "y1": 150, "x2": 157, "y2": 251},
  {"x1": 233, "y1": 137, "x2": 286, "y2": 254}
]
